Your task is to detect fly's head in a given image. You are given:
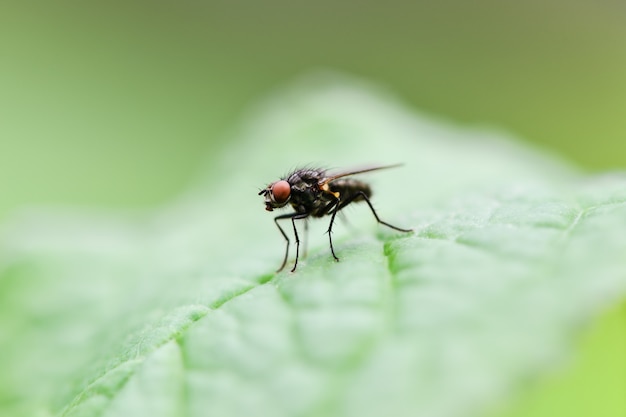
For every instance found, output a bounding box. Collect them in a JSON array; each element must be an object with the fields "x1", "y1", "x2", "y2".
[{"x1": 258, "y1": 180, "x2": 291, "y2": 211}]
